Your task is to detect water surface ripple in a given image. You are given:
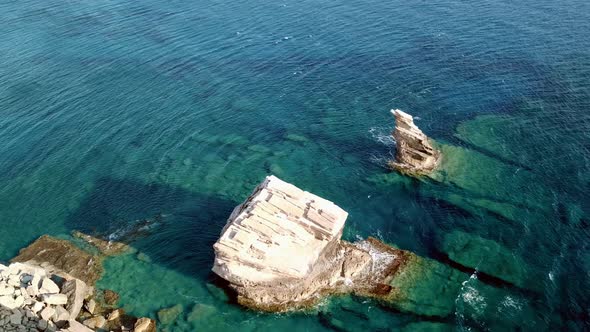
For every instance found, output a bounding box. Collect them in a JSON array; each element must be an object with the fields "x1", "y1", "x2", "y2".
[{"x1": 0, "y1": 0, "x2": 589, "y2": 330}]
